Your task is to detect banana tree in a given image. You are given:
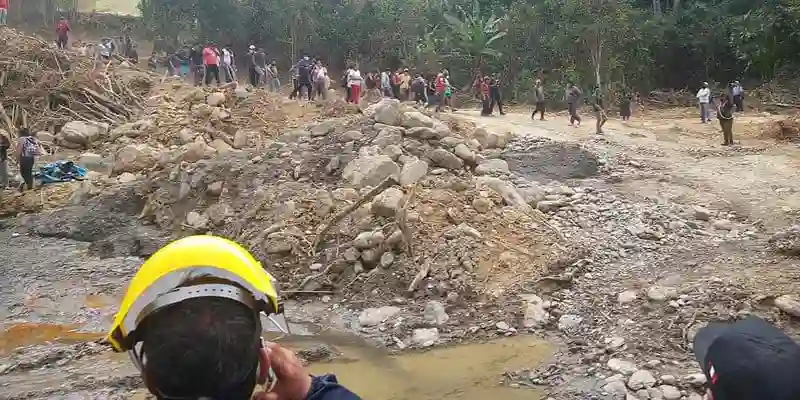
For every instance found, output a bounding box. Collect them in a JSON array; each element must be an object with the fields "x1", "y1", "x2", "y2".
[{"x1": 443, "y1": 0, "x2": 507, "y2": 86}]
